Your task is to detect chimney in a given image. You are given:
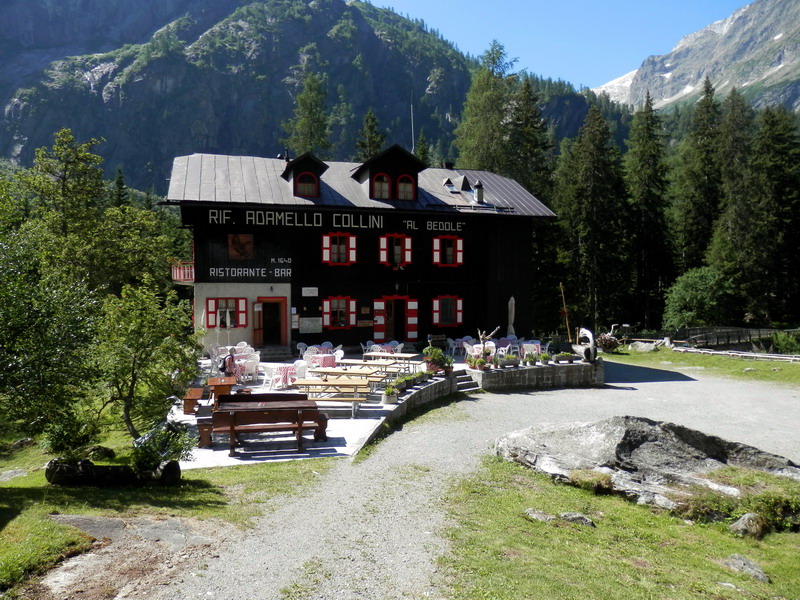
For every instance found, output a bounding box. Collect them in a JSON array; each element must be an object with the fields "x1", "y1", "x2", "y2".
[
  {"x1": 284, "y1": 147, "x2": 291, "y2": 163},
  {"x1": 443, "y1": 161, "x2": 455, "y2": 169},
  {"x1": 474, "y1": 179, "x2": 484, "y2": 203}
]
